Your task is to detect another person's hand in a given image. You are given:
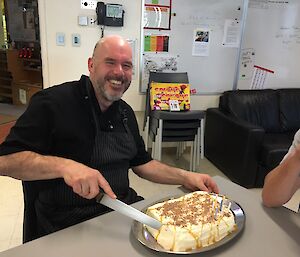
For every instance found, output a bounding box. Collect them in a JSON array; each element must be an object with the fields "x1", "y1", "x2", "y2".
[
  {"x1": 61, "y1": 160, "x2": 116, "y2": 199},
  {"x1": 182, "y1": 172, "x2": 219, "y2": 194}
]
